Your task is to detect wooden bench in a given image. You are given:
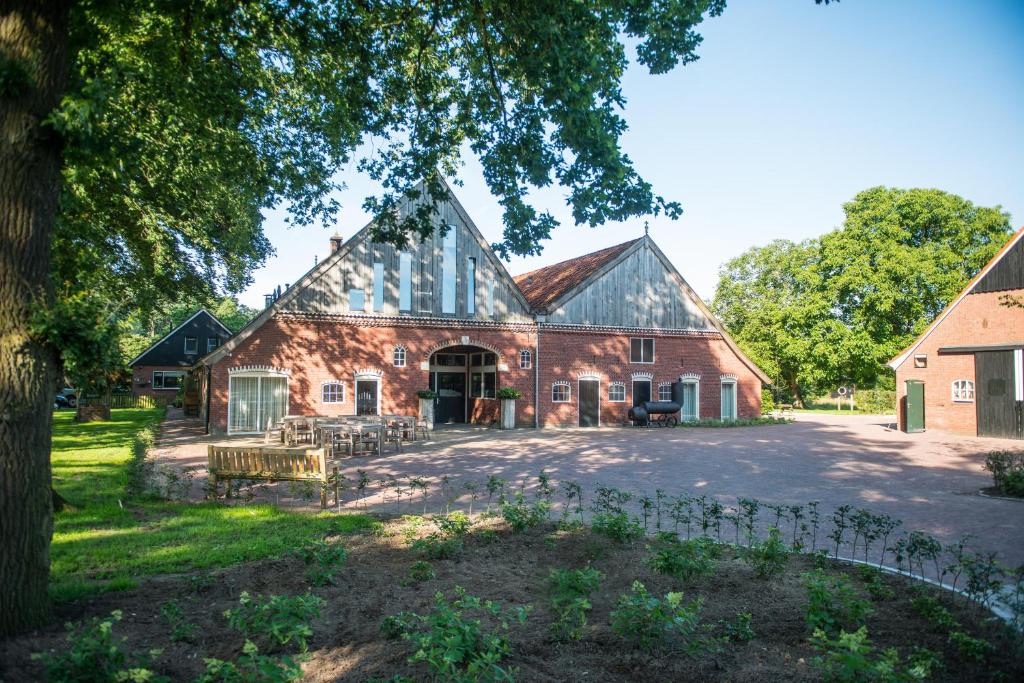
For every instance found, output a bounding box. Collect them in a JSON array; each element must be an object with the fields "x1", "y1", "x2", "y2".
[{"x1": 207, "y1": 445, "x2": 339, "y2": 509}]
